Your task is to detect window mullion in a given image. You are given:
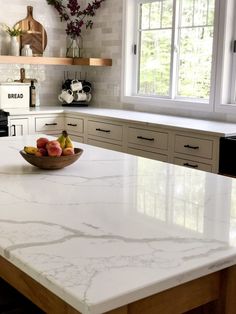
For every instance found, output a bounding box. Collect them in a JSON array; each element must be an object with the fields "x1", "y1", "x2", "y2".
[
  {"x1": 230, "y1": 43, "x2": 236, "y2": 103},
  {"x1": 170, "y1": 0, "x2": 180, "y2": 99},
  {"x1": 133, "y1": 2, "x2": 141, "y2": 95}
]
